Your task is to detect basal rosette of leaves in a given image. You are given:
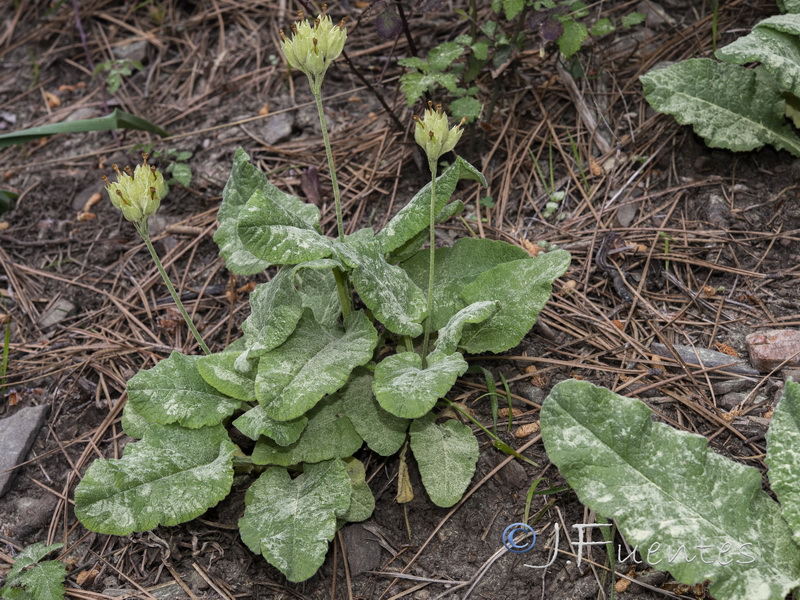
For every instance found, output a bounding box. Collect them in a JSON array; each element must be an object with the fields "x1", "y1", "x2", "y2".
[
  {"x1": 541, "y1": 379, "x2": 800, "y2": 600},
  {"x1": 641, "y1": 7, "x2": 800, "y2": 157},
  {"x1": 74, "y1": 147, "x2": 569, "y2": 582}
]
